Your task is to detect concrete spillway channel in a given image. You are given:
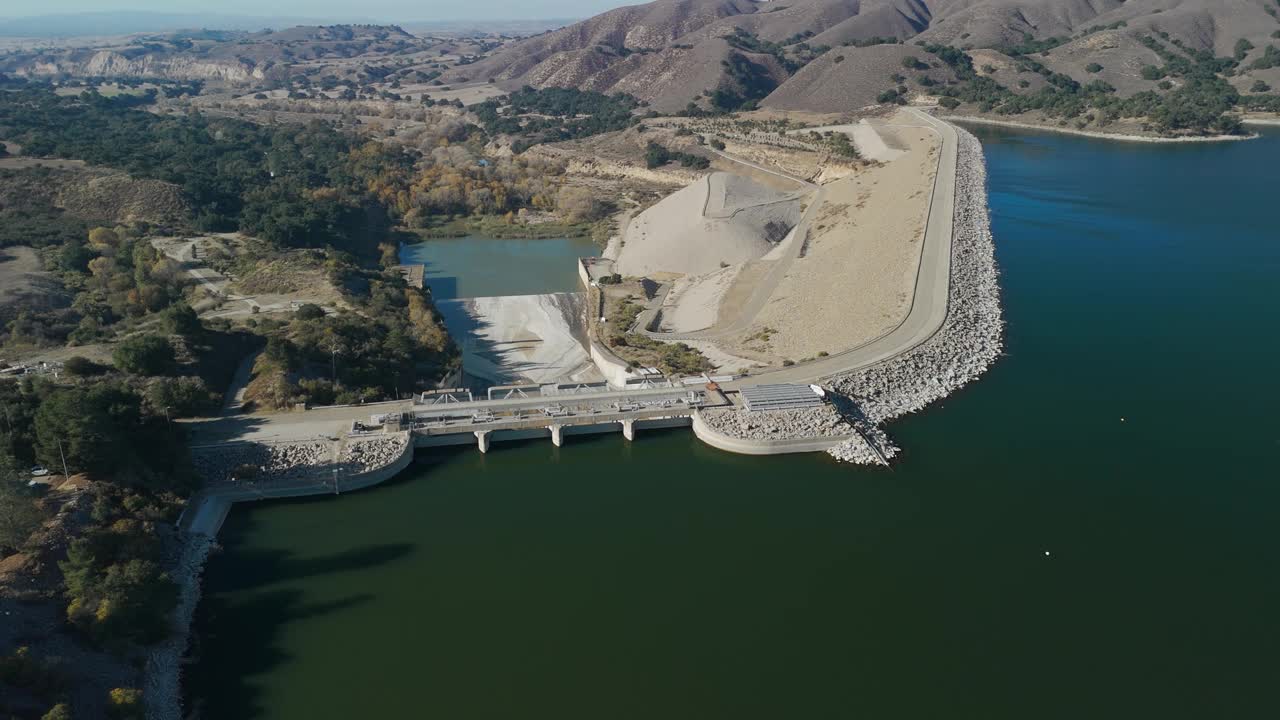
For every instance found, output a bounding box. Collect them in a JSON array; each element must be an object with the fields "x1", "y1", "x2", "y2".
[{"x1": 435, "y1": 292, "x2": 604, "y2": 387}]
